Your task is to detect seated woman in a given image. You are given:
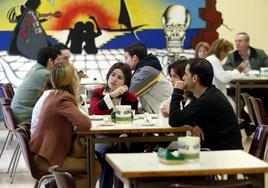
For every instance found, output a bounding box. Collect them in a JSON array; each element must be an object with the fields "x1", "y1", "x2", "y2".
[
  {"x1": 195, "y1": 41, "x2": 210, "y2": 58},
  {"x1": 206, "y1": 38, "x2": 247, "y2": 111},
  {"x1": 160, "y1": 59, "x2": 193, "y2": 117},
  {"x1": 29, "y1": 63, "x2": 92, "y2": 188},
  {"x1": 89, "y1": 62, "x2": 138, "y2": 188}
]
